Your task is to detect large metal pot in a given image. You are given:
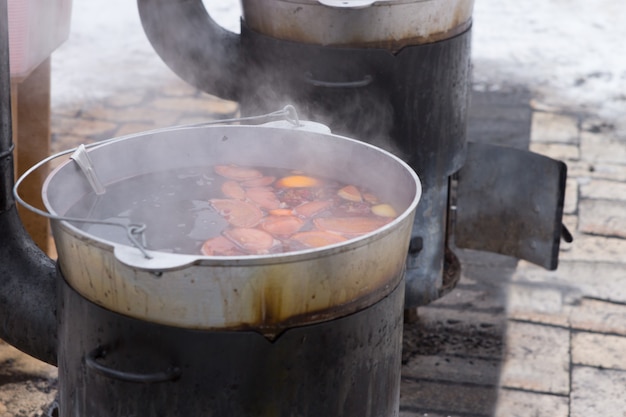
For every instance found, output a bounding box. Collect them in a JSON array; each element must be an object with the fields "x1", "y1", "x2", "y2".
[{"x1": 43, "y1": 123, "x2": 421, "y2": 337}]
